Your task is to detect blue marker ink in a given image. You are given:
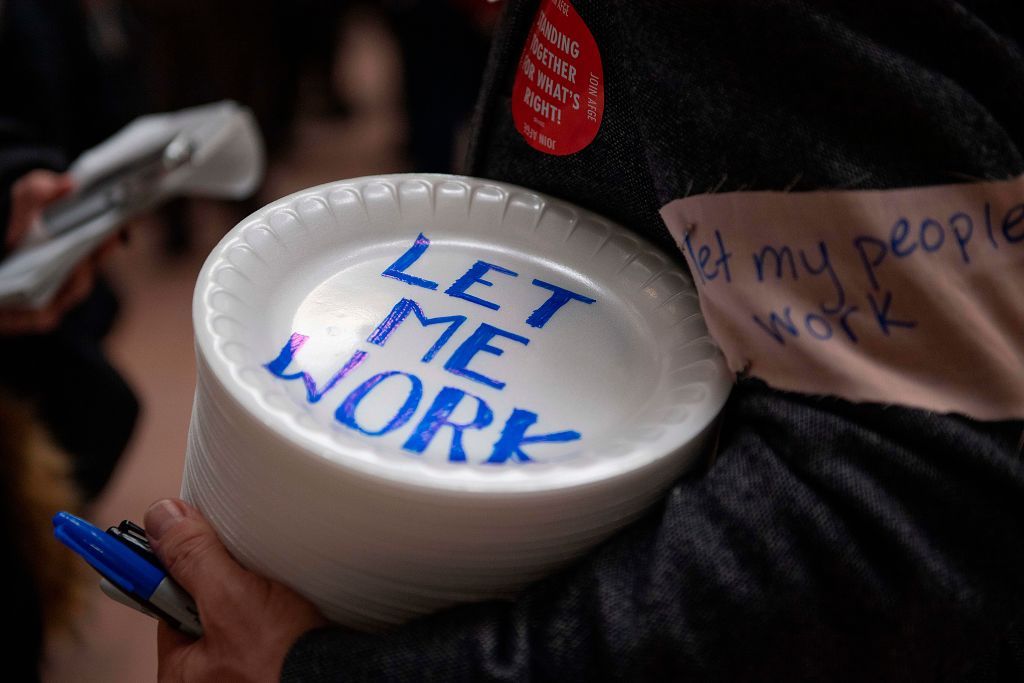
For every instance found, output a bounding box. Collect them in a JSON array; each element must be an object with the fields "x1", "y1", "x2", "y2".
[
  {"x1": 835, "y1": 305, "x2": 861, "y2": 344},
  {"x1": 683, "y1": 229, "x2": 732, "y2": 283},
  {"x1": 1003, "y1": 203, "x2": 1024, "y2": 243},
  {"x1": 713, "y1": 230, "x2": 733, "y2": 282},
  {"x1": 852, "y1": 235, "x2": 887, "y2": 291},
  {"x1": 336, "y1": 371, "x2": 423, "y2": 436},
  {"x1": 682, "y1": 231, "x2": 705, "y2": 284},
  {"x1": 804, "y1": 313, "x2": 833, "y2": 341},
  {"x1": 867, "y1": 290, "x2": 916, "y2": 336},
  {"x1": 984, "y1": 201, "x2": 999, "y2": 249},
  {"x1": 382, "y1": 233, "x2": 440, "y2": 290},
  {"x1": 798, "y1": 241, "x2": 845, "y2": 314},
  {"x1": 525, "y1": 279, "x2": 596, "y2": 329},
  {"x1": 264, "y1": 333, "x2": 367, "y2": 403},
  {"x1": 920, "y1": 218, "x2": 945, "y2": 252},
  {"x1": 751, "y1": 307, "x2": 799, "y2": 345},
  {"x1": 949, "y1": 212, "x2": 974, "y2": 264},
  {"x1": 890, "y1": 218, "x2": 917, "y2": 258},
  {"x1": 753, "y1": 245, "x2": 799, "y2": 282},
  {"x1": 486, "y1": 409, "x2": 581, "y2": 464},
  {"x1": 403, "y1": 387, "x2": 493, "y2": 462},
  {"x1": 444, "y1": 323, "x2": 530, "y2": 390},
  {"x1": 444, "y1": 260, "x2": 518, "y2": 310},
  {"x1": 367, "y1": 298, "x2": 466, "y2": 363}
]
